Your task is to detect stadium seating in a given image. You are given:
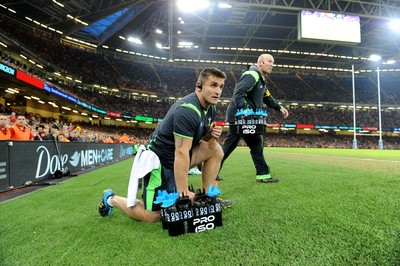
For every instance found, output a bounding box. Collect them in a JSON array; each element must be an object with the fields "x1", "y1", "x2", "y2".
[{"x1": 1, "y1": 17, "x2": 399, "y2": 149}]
